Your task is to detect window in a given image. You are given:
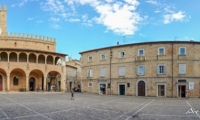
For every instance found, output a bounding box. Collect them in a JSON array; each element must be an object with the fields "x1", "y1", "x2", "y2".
[
  {"x1": 13, "y1": 76, "x2": 18, "y2": 85},
  {"x1": 88, "y1": 56, "x2": 92, "y2": 62},
  {"x1": 119, "y1": 66, "x2": 125, "y2": 76},
  {"x1": 127, "y1": 83, "x2": 130, "y2": 87},
  {"x1": 101, "y1": 53, "x2": 106, "y2": 60},
  {"x1": 158, "y1": 47, "x2": 165, "y2": 55},
  {"x1": 179, "y1": 64, "x2": 186, "y2": 74},
  {"x1": 119, "y1": 51, "x2": 125, "y2": 58},
  {"x1": 157, "y1": 64, "x2": 166, "y2": 74},
  {"x1": 137, "y1": 65, "x2": 146, "y2": 75},
  {"x1": 179, "y1": 47, "x2": 186, "y2": 55},
  {"x1": 88, "y1": 82, "x2": 92, "y2": 87},
  {"x1": 138, "y1": 49, "x2": 144, "y2": 56},
  {"x1": 100, "y1": 68, "x2": 106, "y2": 77},
  {"x1": 87, "y1": 69, "x2": 92, "y2": 77}
]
